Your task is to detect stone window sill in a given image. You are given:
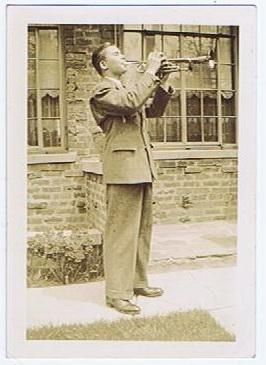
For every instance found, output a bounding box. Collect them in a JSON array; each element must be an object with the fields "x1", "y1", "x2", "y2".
[
  {"x1": 28, "y1": 152, "x2": 77, "y2": 165},
  {"x1": 152, "y1": 149, "x2": 237, "y2": 160},
  {"x1": 82, "y1": 149, "x2": 237, "y2": 175}
]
